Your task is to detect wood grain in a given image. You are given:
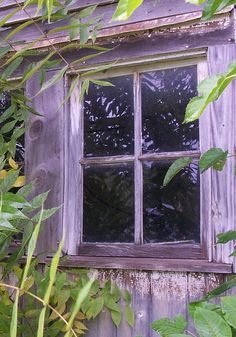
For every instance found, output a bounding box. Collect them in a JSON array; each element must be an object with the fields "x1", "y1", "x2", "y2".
[
  {"x1": 78, "y1": 243, "x2": 205, "y2": 259},
  {"x1": 0, "y1": 1, "x2": 233, "y2": 52},
  {"x1": 207, "y1": 45, "x2": 236, "y2": 270},
  {"x1": 62, "y1": 77, "x2": 82, "y2": 254},
  {"x1": 25, "y1": 72, "x2": 64, "y2": 254},
  {"x1": 0, "y1": 0, "x2": 204, "y2": 26},
  {"x1": 54, "y1": 255, "x2": 232, "y2": 273}
]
